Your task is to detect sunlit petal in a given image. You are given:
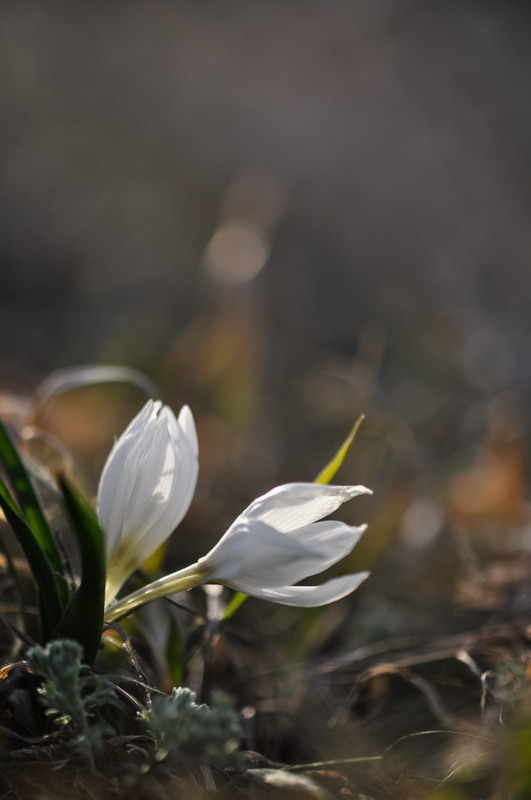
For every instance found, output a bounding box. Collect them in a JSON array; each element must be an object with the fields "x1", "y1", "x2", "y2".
[
  {"x1": 176, "y1": 405, "x2": 198, "y2": 456},
  {"x1": 233, "y1": 482, "x2": 371, "y2": 533},
  {"x1": 98, "y1": 400, "x2": 198, "y2": 605},
  {"x1": 97, "y1": 400, "x2": 159, "y2": 554}
]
